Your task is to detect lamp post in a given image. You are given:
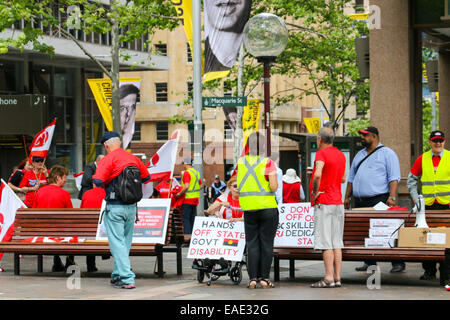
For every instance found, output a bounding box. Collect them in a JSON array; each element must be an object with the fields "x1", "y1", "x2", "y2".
[{"x1": 243, "y1": 13, "x2": 288, "y2": 156}]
